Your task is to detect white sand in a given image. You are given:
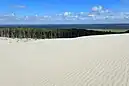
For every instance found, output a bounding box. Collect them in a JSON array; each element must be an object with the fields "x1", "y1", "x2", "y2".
[{"x1": 0, "y1": 34, "x2": 129, "y2": 86}]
